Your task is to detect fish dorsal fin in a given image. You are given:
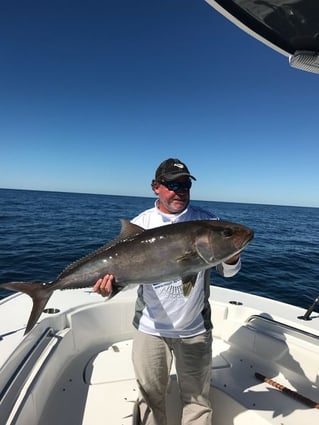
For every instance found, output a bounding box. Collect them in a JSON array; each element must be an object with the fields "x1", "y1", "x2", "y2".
[
  {"x1": 56, "y1": 219, "x2": 144, "y2": 280},
  {"x1": 119, "y1": 219, "x2": 145, "y2": 240}
]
